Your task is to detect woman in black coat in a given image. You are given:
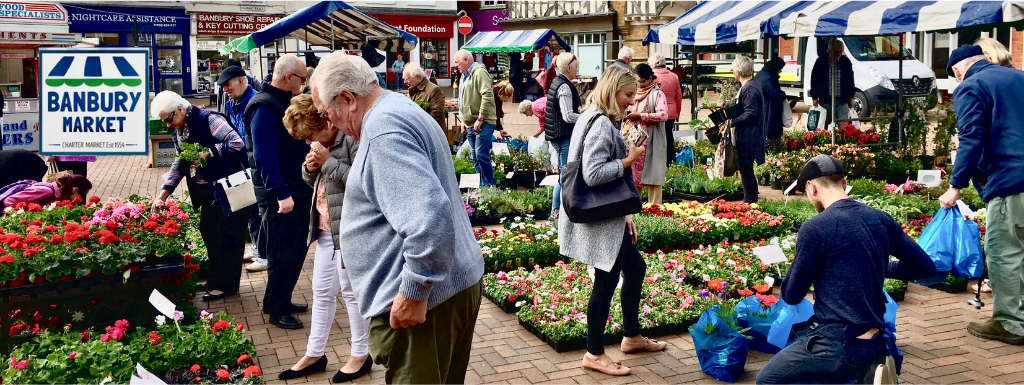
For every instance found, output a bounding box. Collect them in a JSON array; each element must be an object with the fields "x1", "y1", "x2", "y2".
[{"x1": 754, "y1": 56, "x2": 787, "y2": 151}]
